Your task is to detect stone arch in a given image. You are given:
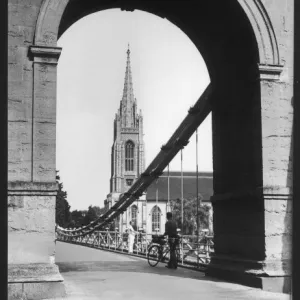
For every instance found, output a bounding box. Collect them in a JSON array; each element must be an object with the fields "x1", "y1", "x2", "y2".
[
  {"x1": 30, "y1": 0, "x2": 267, "y2": 263},
  {"x1": 34, "y1": 0, "x2": 69, "y2": 46},
  {"x1": 237, "y1": 0, "x2": 280, "y2": 65},
  {"x1": 125, "y1": 139, "x2": 135, "y2": 146},
  {"x1": 34, "y1": 0, "x2": 281, "y2": 66},
  {"x1": 27, "y1": 0, "x2": 291, "y2": 293}
]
